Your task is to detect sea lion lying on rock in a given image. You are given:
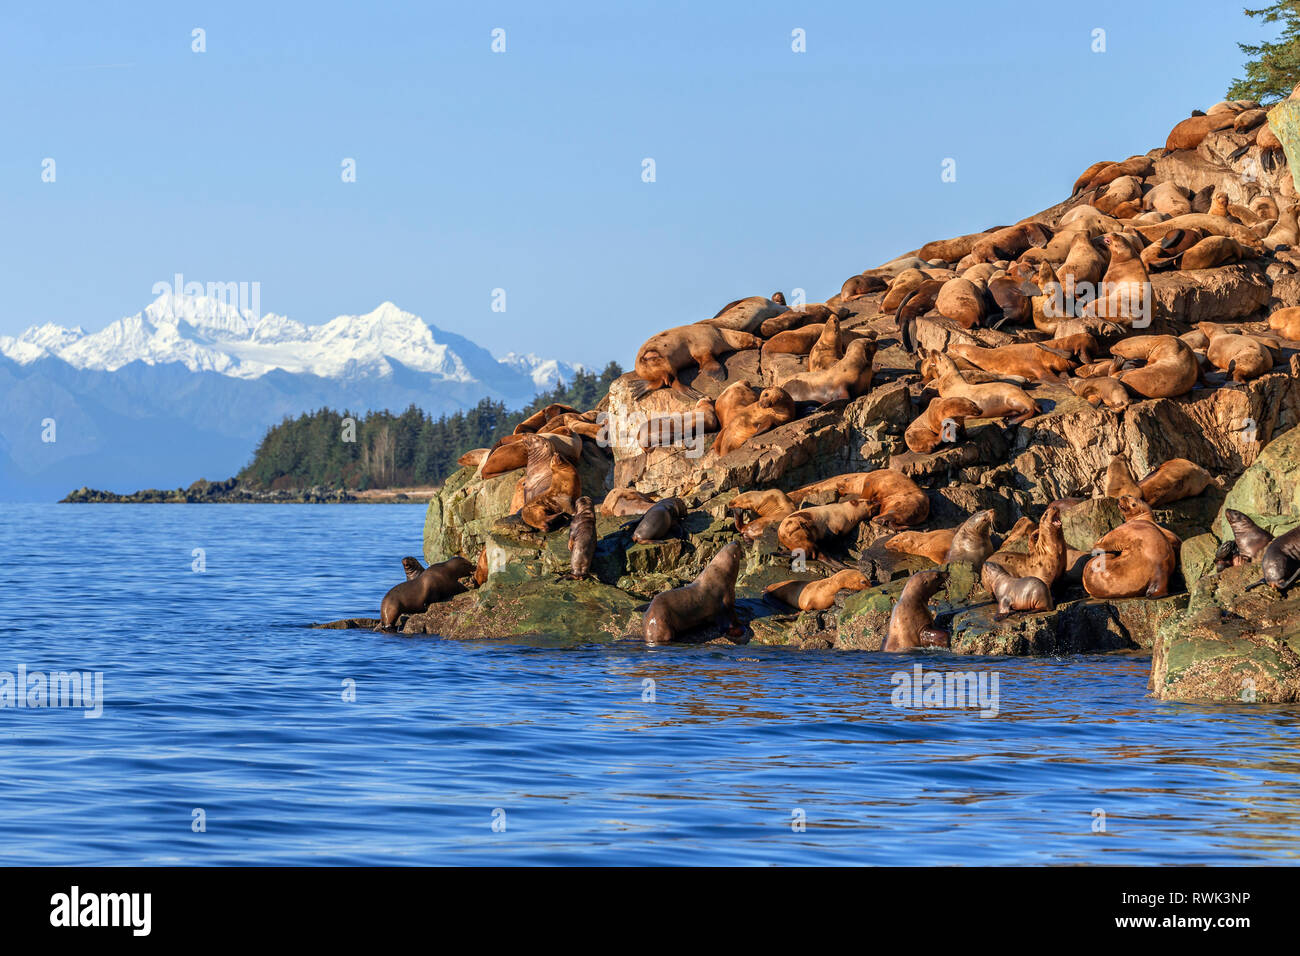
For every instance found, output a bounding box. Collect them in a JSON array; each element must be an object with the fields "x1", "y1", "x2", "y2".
[
  {"x1": 633, "y1": 324, "x2": 761, "y2": 397},
  {"x1": 630, "y1": 497, "x2": 687, "y2": 543},
  {"x1": 777, "y1": 498, "x2": 875, "y2": 562},
  {"x1": 1083, "y1": 520, "x2": 1176, "y2": 599},
  {"x1": 983, "y1": 560, "x2": 1054, "y2": 620},
  {"x1": 1138, "y1": 458, "x2": 1213, "y2": 506},
  {"x1": 904, "y1": 396, "x2": 983, "y2": 454},
  {"x1": 764, "y1": 569, "x2": 871, "y2": 611},
  {"x1": 729, "y1": 489, "x2": 796, "y2": 540},
  {"x1": 714, "y1": 386, "x2": 796, "y2": 455},
  {"x1": 601, "y1": 487, "x2": 657, "y2": 517},
  {"x1": 920, "y1": 350, "x2": 1040, "y2": 424},
  {"x1": 789, "y1": 470, "x2": 930, "y2": 529}
]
